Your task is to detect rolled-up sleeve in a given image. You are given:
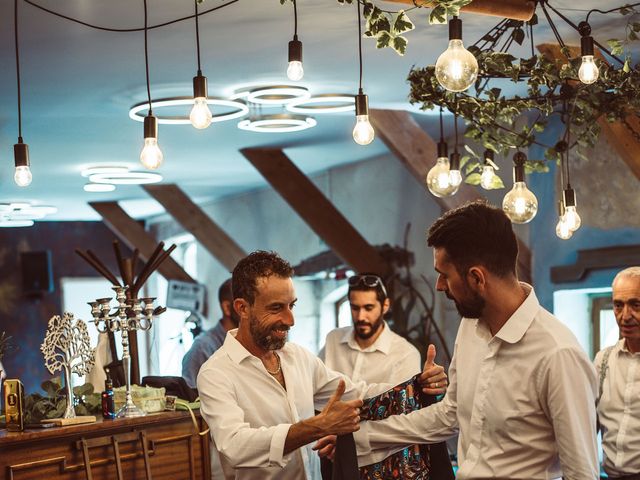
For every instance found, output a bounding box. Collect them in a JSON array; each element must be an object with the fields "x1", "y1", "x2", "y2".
[{"x1": 198, "y1": 368, "x2": 293, "y2": 469}]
